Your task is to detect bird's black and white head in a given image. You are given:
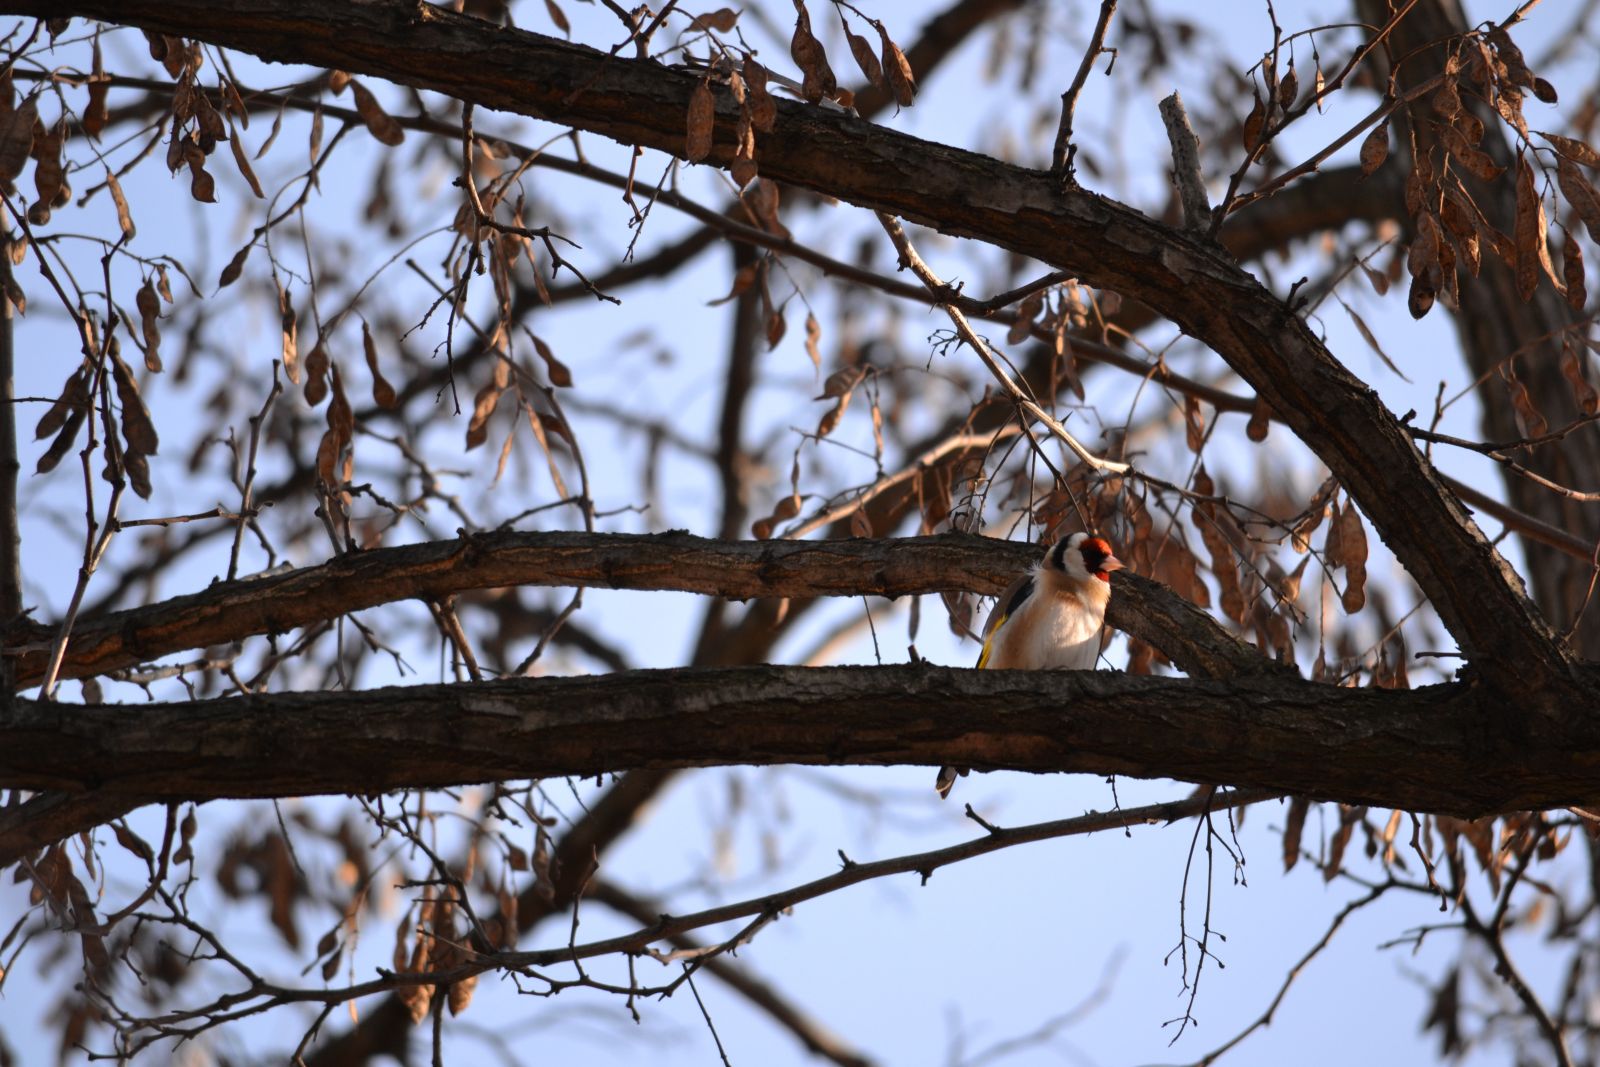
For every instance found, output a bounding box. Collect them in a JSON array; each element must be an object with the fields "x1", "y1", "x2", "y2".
[{"x1": 1046, "y1": 532, "x2": 1125, "y2": 584}]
